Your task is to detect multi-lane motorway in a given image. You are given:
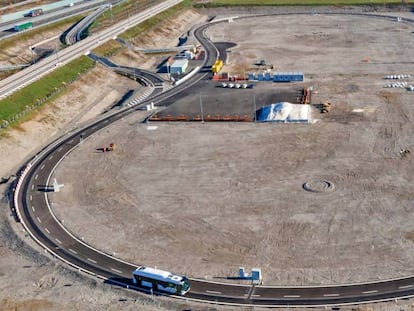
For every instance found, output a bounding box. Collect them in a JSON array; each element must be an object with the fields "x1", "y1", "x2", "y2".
[
  {"x1": 10, "y1": 4, "x2": 414, "y2": 308},
  {"x1": 0, "y1": 0, "x2": 183, "y2": 99}
]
